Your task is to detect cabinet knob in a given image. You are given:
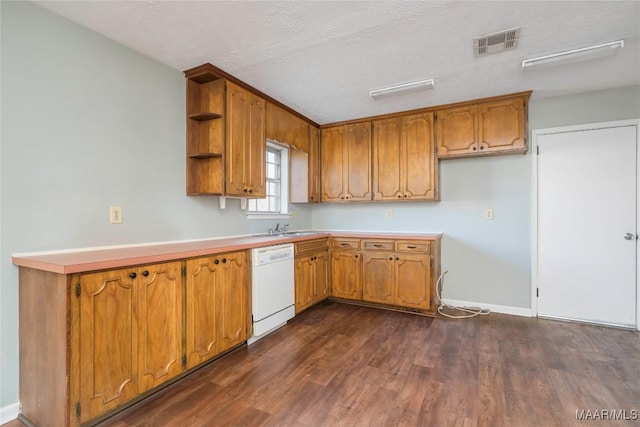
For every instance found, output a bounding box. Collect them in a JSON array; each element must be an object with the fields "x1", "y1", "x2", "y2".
[
  {"x1": 479, "y1": 146, "x2": 485, "y2": 151},
  {"x1": 142, "y1": 270, "x2": 149, "y2": 277},
  {"x1": 248, "y1": 189, "x2": 253, "y2": 193},
  {"x1": 396, "y1": 257, "x2": 400, "y2": 261},
  {"x1": 397, "y1": 195, "x2": 402, "y2": 198},
  {"x1": 129, "y1": 272, "x2": 137, "y2": 279},
  {"x1": 214, "y1": 259, "x2": 220, "y2": 265},
  {"x1": 472, "y1": 146, "x2": 477, "y2": 151},
  {"x1": 243, "y1": 188, "x2": 248, "y2": 193},
  {"x1": 222, "y1": 258, "x2": 227, "y2": 263},
  {"x1": 340, "y1": 196, "x2": 345, "y2": 200},
  {"x1": 355, "y1": 254, "x2": 359, "y2": 258},
  {"x1": 403, "y1": 194, "x2": 408, "y2": 198},
  {"x1": 389, "y1": 257, "x2": 393, "y2": 260}
]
